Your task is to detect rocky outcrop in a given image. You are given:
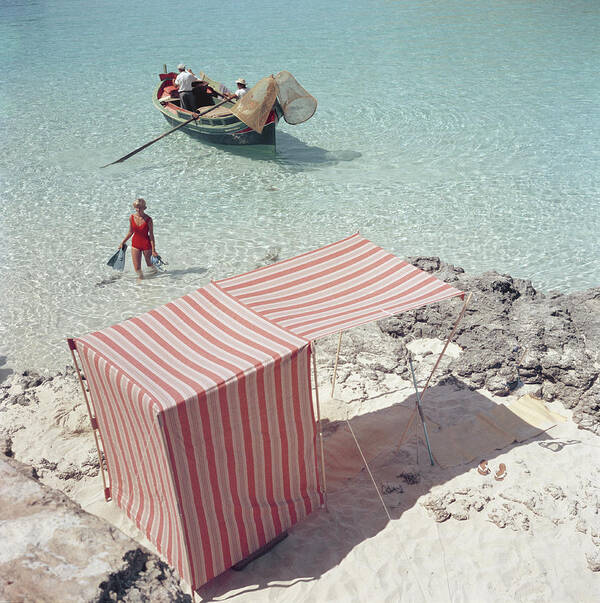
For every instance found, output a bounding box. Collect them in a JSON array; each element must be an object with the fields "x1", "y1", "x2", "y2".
[
  {"x1": 0, "y1": 455, "x2": 191, "y2": 602},
  {"x1": 0, "y1": 366, "x2": 102, "y2": 500},
  {"x1": 379, "y1": 258, "x2": 600, "y2": 434}
]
